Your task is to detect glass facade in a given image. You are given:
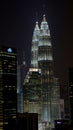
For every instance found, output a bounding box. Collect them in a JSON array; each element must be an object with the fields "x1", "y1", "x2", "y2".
[
  {"x1": 0, "y1": 46, "x2": 17, "y2": 129},
  {"x1": 24, "y1": 15, "x2": 61, "y2": 129},
  {"x1": 17, "y1": 65, "x2": 23, "y2": 113},
  {"x1": 31, "y1": 22, "x2": 40, "y2": 68},
  {"x1": 23, "y1": 68, "x2": 42, "y2": 123}
]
